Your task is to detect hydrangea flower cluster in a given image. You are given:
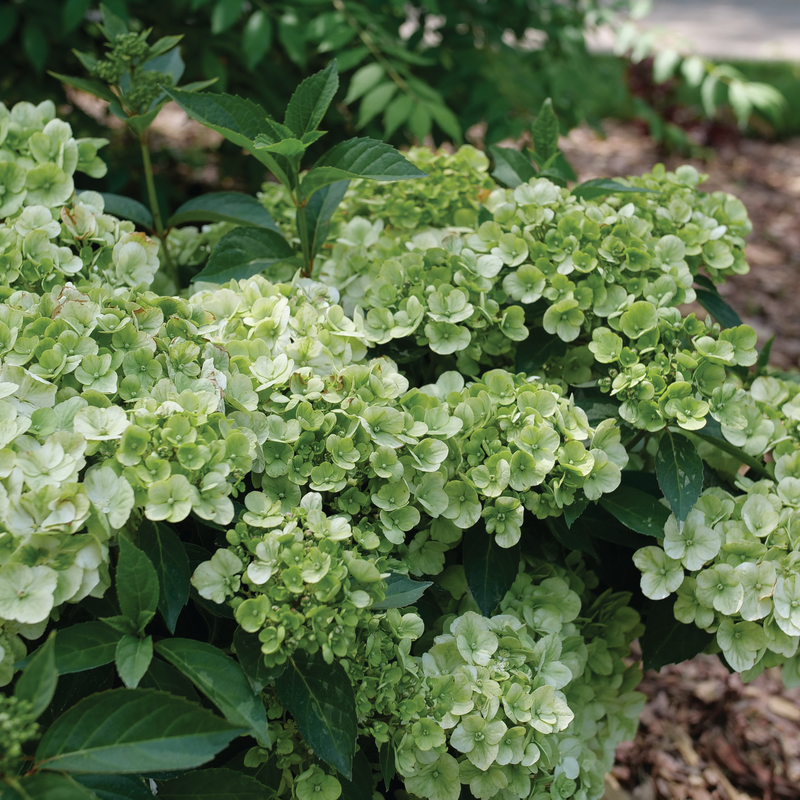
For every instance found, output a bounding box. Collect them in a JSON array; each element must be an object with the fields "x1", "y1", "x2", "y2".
[
  {"x1": 259, "y1": 145, "x2": 495, "y2": 240},
  {"x1": 333, "y1": 554, "x2": 644, "y2": 800},
  {"x1": 193, "y1": 491, "x2": 390, "y2": 666},
  {"x1": 633, "y1": 375, "x2": 800, "y2": 677},
  {"x1": 316, "y1": 156, "x2": 757, "y2": 434},
  {"x1": 0, "y1": 100, "x2": 107, "y2": 219},
  {"x1": 0, "y1": 194, "x2": 161, "y2": 293}
]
